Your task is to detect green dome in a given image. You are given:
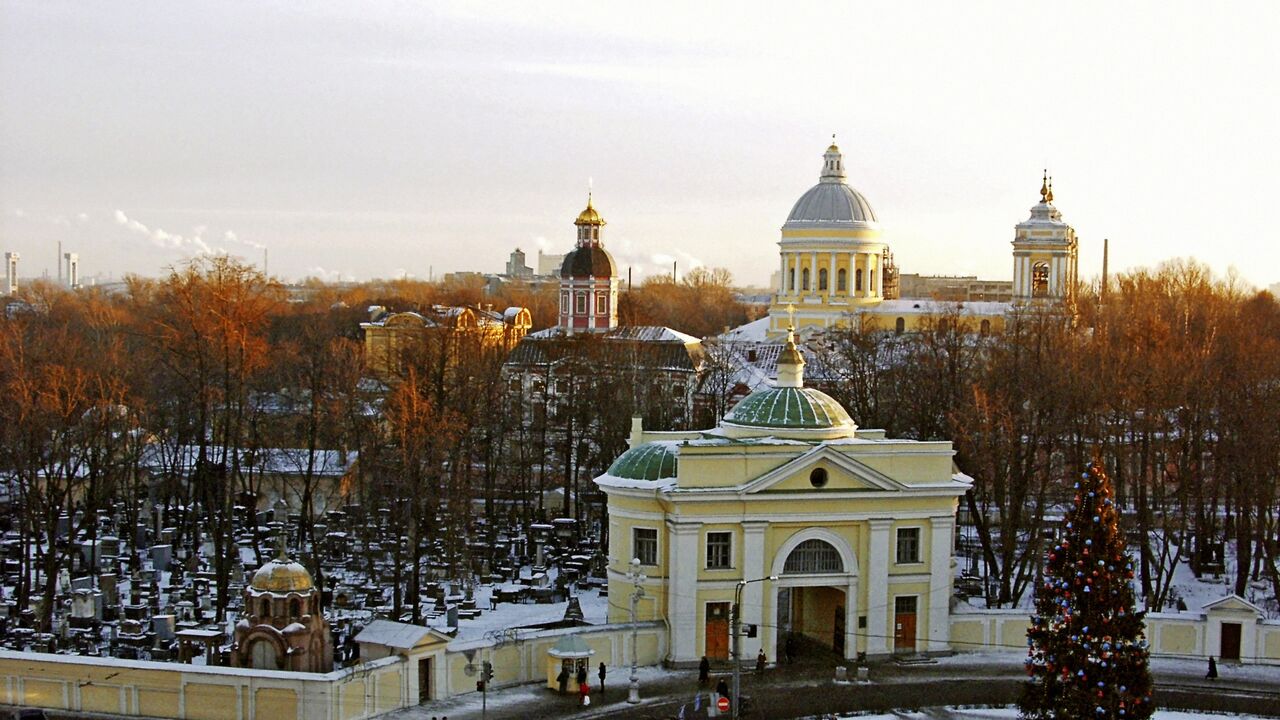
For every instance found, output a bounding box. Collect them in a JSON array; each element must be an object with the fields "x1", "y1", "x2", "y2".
[
  {"x1": 723, "y1": 387, "x2": 854, "y2": 430},
  {"x1": 606, "y1": 442, "x2": 678, "y2": 482}
]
